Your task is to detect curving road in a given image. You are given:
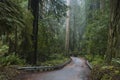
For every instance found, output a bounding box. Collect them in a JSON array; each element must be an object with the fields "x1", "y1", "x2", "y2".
[{"x1": 18, "y1": 57, "x2": 91, "y2": 80}]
